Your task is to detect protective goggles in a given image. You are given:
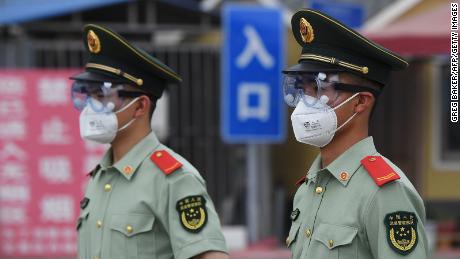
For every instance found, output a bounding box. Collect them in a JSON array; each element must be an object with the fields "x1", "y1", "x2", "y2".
[
  {"x1": 71, "y1": 80, "x2": 149, "y2": 112},
  {"x1": 282, "y1": 72, "x2": 380, "y2": 107}
]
